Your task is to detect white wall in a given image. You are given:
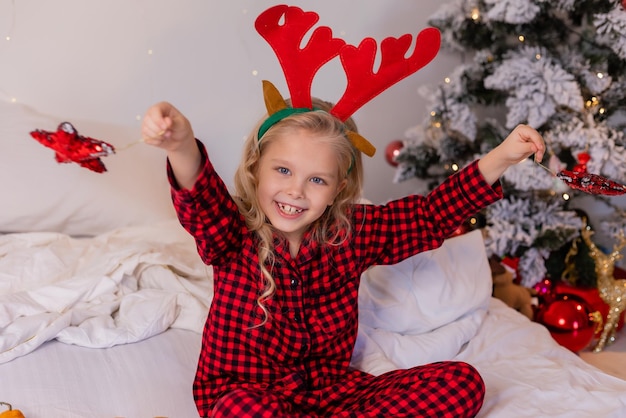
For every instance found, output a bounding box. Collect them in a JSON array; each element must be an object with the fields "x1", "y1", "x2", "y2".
[{"x1": 0, "y1": 0, "x2": 460, "y2": 204}]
